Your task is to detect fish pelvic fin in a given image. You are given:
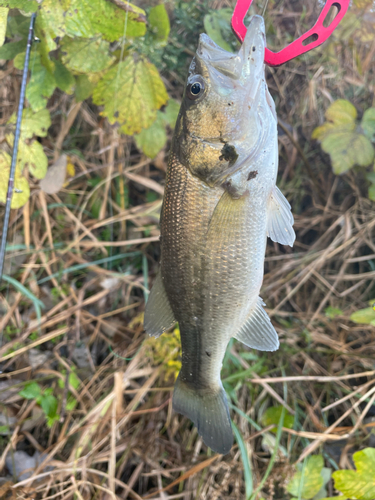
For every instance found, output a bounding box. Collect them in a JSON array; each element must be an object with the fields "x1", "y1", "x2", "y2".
[
  {"x1": 267, "y1": 186, "x2": 295, "y2": 247},
  {"x1": 173, "y1": 376, "x2": 233, "y2": 455},
  {"x1": 234, "y1": 296, "x2": 279, "y2": 351},
  {"x1": 144, "y1": 272, "x2": 175, "y2": 337}
]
